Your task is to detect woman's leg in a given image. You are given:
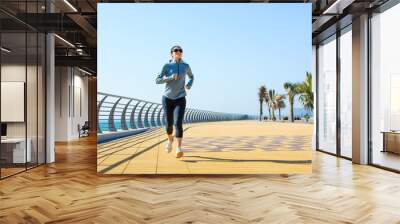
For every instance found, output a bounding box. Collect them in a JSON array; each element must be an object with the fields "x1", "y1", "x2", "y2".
[
  {"x1": 174, "y1": 97, "x2": 186, "y2": 148},
  {"x1": 162, "y1": 96, "x2": 175, "y2": 144}
]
